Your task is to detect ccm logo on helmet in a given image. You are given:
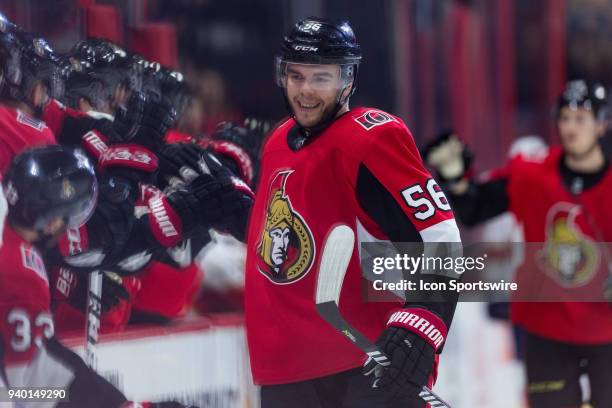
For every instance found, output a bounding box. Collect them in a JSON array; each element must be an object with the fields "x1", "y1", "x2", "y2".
[
  {"x1": 354, "y1": 110, "x2": 397, "y2": 130},
  {"x1": 294, "y1": 45, "x2": 318, "y2": 52}
]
